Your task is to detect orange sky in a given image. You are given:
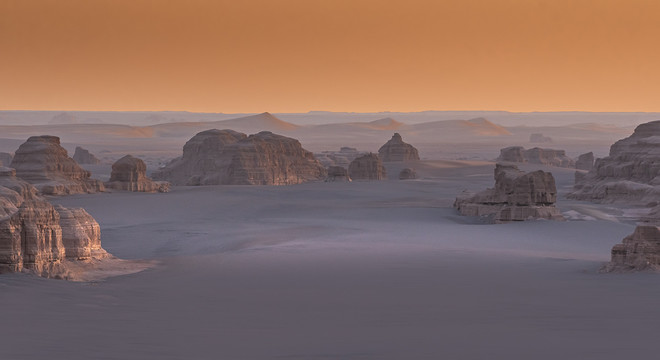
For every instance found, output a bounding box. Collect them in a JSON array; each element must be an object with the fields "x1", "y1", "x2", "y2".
[{"x1": 1, "y1": 0, "x2": 659, "y2": 113}]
